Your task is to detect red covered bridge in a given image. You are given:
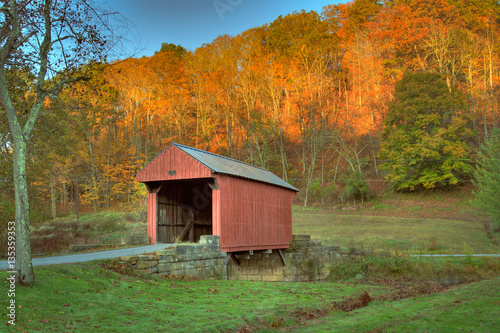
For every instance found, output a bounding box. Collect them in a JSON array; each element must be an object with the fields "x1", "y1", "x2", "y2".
[{"x1": 135, "y1": 143, "x2": 298, "y2": 253}]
